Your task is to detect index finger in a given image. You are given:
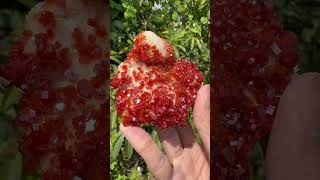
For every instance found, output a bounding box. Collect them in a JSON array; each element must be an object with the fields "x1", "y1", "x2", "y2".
[{"x1": 120, "y1": 124, "x2": 172, "y2": 180}]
